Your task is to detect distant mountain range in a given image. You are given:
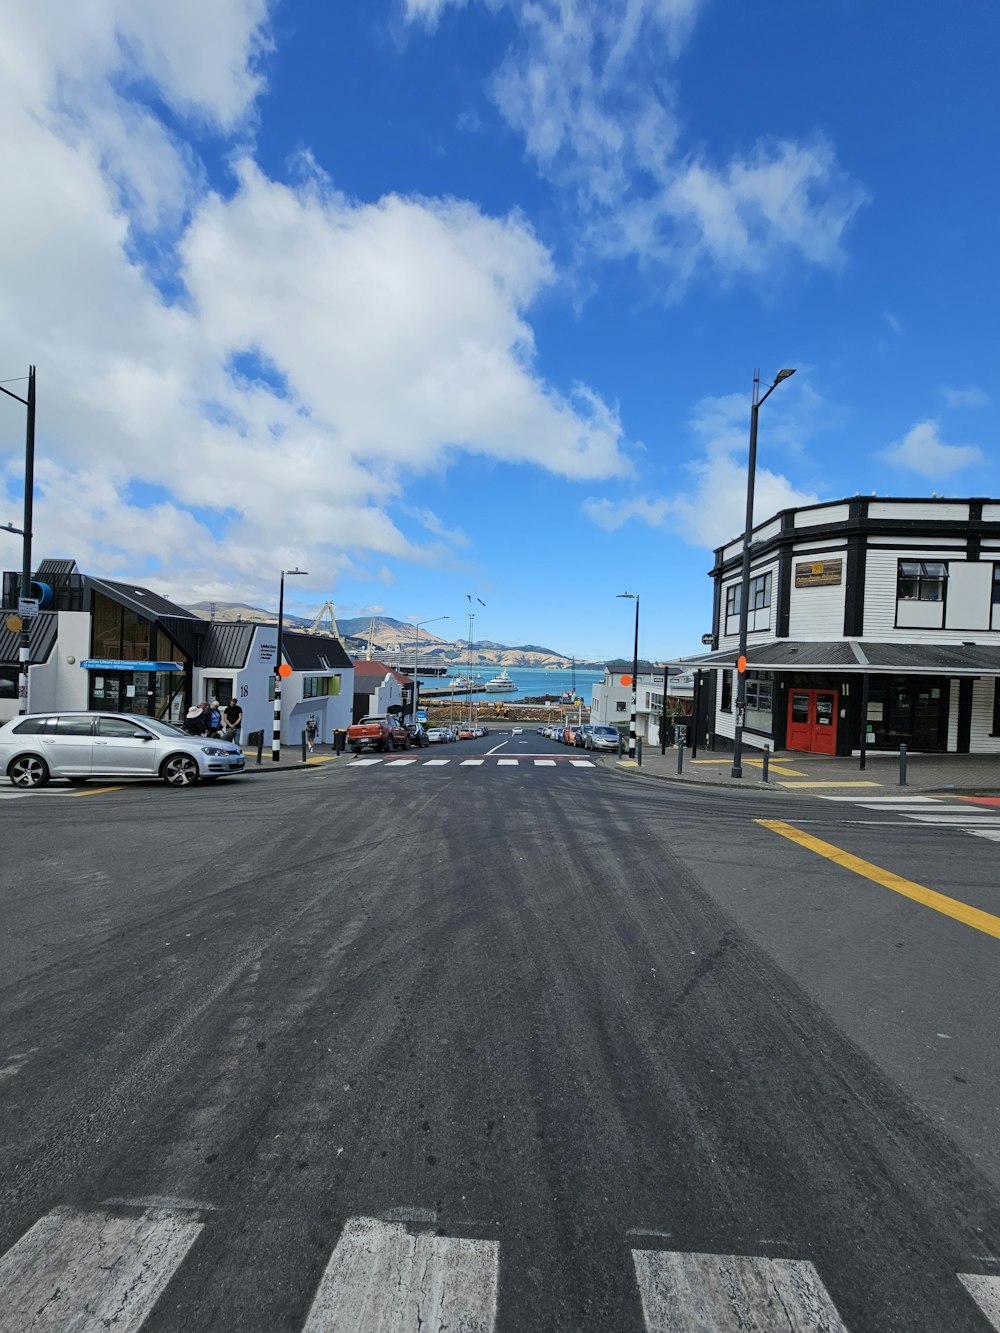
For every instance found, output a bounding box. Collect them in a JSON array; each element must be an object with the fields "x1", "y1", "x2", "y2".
[{"x1": 185, "y1": 604, "x2": 602, "y2": 669}]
